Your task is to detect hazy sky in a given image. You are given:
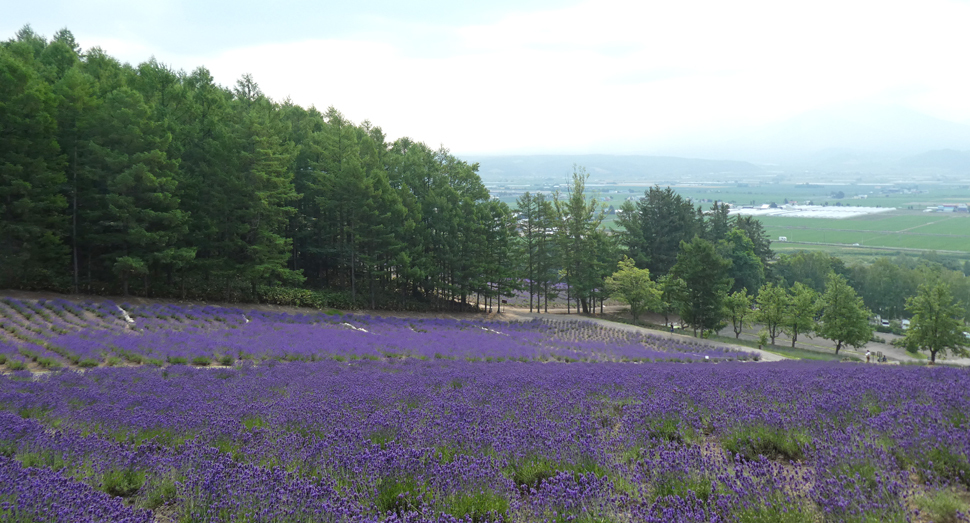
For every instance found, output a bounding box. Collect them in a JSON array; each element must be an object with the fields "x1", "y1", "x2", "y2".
[{"x1": 6, "y1": 0, "x2": 970, "y2": 155}]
